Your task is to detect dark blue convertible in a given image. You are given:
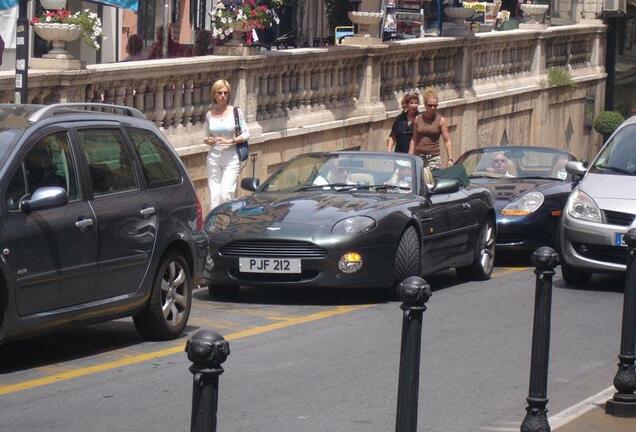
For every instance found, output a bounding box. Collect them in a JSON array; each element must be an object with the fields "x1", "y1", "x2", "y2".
[{"x1": 455, "y1": 146, "x2": 577, "y2": 252}]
